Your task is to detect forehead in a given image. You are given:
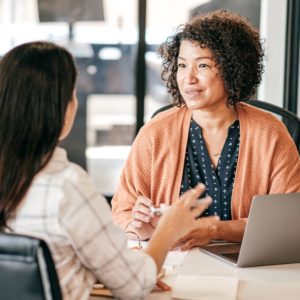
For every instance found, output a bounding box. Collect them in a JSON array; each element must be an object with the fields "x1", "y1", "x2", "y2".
[{"x1": 178, "y1": 40, "x2": 213, "y2": 59}]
